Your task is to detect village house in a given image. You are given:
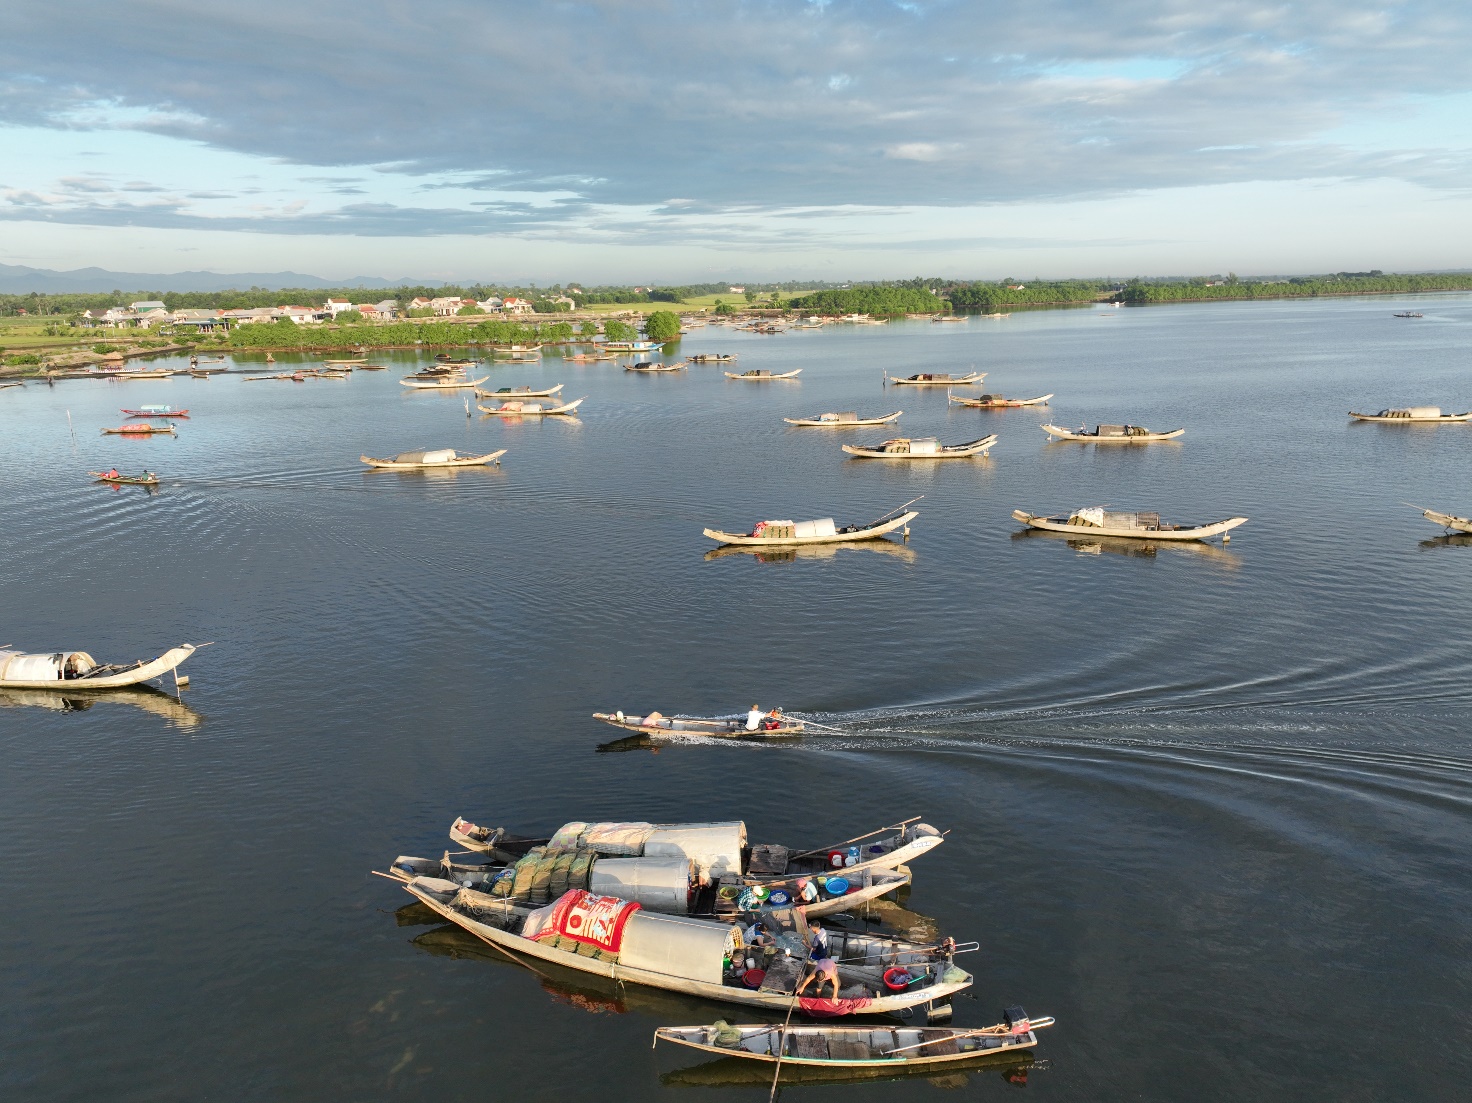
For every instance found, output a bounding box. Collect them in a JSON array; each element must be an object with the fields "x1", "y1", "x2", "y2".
[
  {"x1": 476, "y1": 296, "x2": 504, "y2": 312},
  {"x1": 135, "y1": 308, "x2": 172, "y2": 328},
  {"x1": 546, "y1": 294, "x2": 577, "y2": 309},
  {"x1": 324, "y1": 297, "x2": 355, "y2": 317},
  {"x1": 428, "y1": 296, "x2": 465, "y2": 316},
  {"x1": 171, "y1": 308, "x2": 227, "y2": 333},
  {"x1": 373, "y1": 299, "x2": 397, "y2": 319},
  {"x1": 219, "y1": 307, "x2": 280, "y2": 325},
  {"x1": 130, "y1": 300, "x2": 167, "y2": 314},
  {"x1": 727, "y1": 286, "x2": 745, "y2": 294},
  {"x1": 500, "y1": 296, "x2": 534, "y2": 315},
  {"x1": 279, "y1": 305, "x2": 328, "y2": 325},
  {"x1": 408, "y1": 297, "x2": 433, "y2": 312}
]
